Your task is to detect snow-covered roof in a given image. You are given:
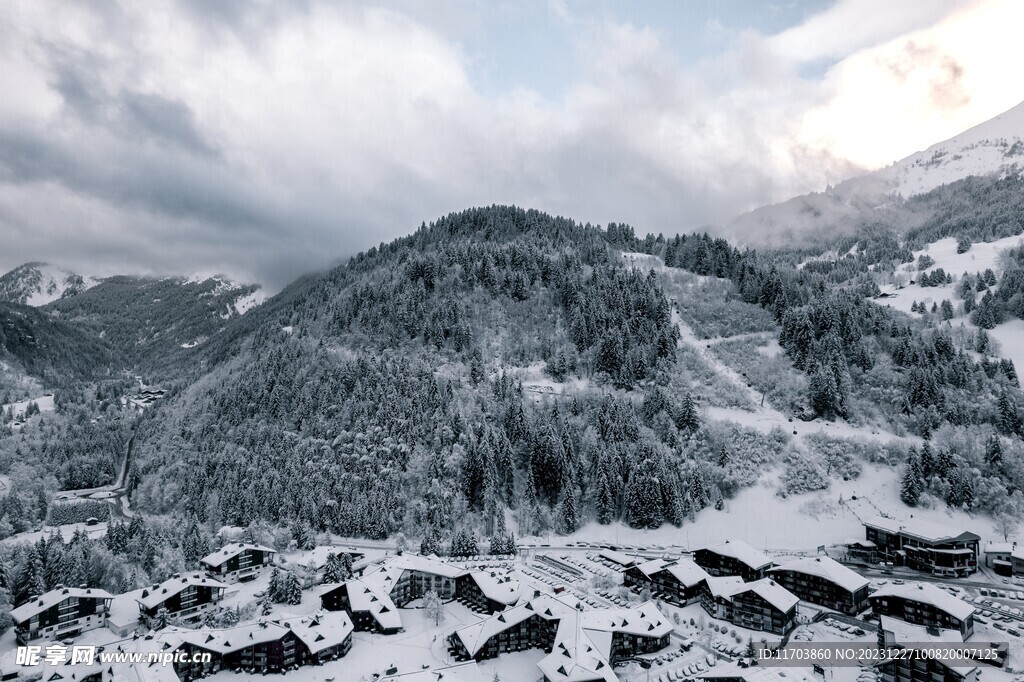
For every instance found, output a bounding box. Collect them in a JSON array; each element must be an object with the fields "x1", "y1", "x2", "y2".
[
  {"x1": 381, "y1": 661, "x2": 484, "y2": 681},
  {"x1": 703, "y1": 576, "x2": 745, "y2": 599},
  {"x1": 699, "y1": 540, "x2": 773, "y2": 571},
  {"x1": 878, "y1": 615, "x2": 965, "y2": 644},
  {"x1": 200, "y1": 542, "x2": 275, "y2": 568},
  {"x1": 598, "y1": 549, "x2": 638, "y2": 566},
  {"x1": 870, "y1": 582, "x2": 975, "y2": 621},
  {"x1": 634, "y1": 558, "x2": 709, "y2": 587},
  {"x1": 985, "y1": 542, "x2": 1015, "y2": 554},
  {"x1": 734, "y1": 579, "x2": 799, "y2": 613},
  {"x1": 10, "y1": 586, "x2": 113, "y2": 623},
  {"x1": 387, "y1": 553, "x2": 468, "y2": 579},
  {"x1": 452, "y1": 595, "x2": 670, "y2": 682},
  {"x1": 863, "y1": 516, "x2": 980, "y2": 544},
  {"x1": 284, "y1": 611, "x2": 354, "y2": 654},
  {"x1": 321, "y1": 553, "x2": 471, "y2": 632},
  {"x1": 1010, "y1": 547, "x2": 1024, "y2": 562},
  {"x1": 468, "y1": 570, "x2": 520, "y2": 605},
  {"x1": 136, "y1": 573, "x2": 227, "y2": 610},
  {"x1": 152, "y1": 610, "x2": 352, "y2": 657},
  {"x1": 769, "y1": 556, "x2": 868, "y2": 593}
]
